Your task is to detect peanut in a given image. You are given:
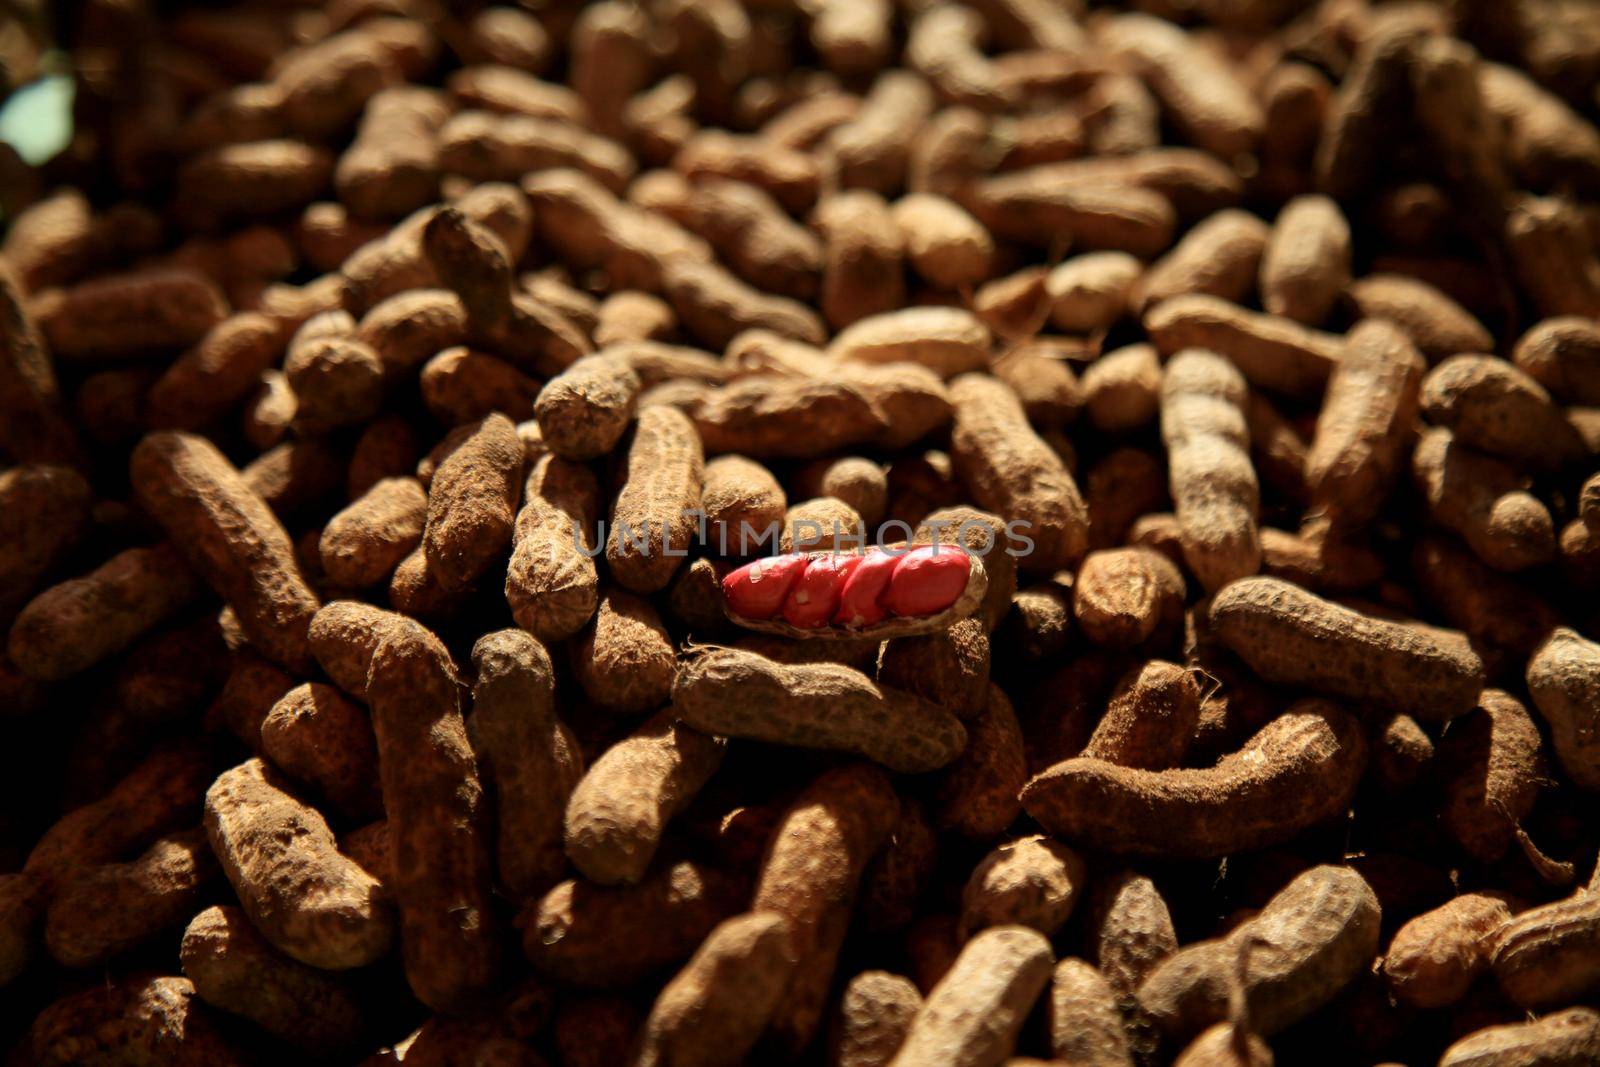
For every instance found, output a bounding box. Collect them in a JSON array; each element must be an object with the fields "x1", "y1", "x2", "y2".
[
  {"x1": 1513, "y1": 316, "x2": 1600, "y2": 405},
  {"x1": 892, "y1": 193, "x2": 995, "y2": 291},
  {"x1": 564, "y1": 709, "x2": 724, "y2": 886},
  {"x1": 420, "y1": 347, "x2": 540, "y2": 426},
  {"x1": 30, "y1": 974, "x2": 245, "y2": 1067},
  {"x1": 831, "y1": 970, "x2": 922, "y2": 1067},
  {"x1": 1260, "y1": 195, "x2": 1351, "y2": 326},
  {"x1": 934, "y1": 682, "x2": 1027, "y2": 838},
  {"x1": 960, "y1": 834, "x2": 1086, "y2": 938},
  {"x1": 1383, "y1": 892, "x2": 1517, "y2": 1009},
  {"x1": 1074, "y1": 548, "x2": 1185, "y2": 650},
  {"x1": 469, "y1": 629, "x2": 582, "y2": 901},
  {"x1": 524, "y1": 859, "x2": 747, "y2": 989},
  {"x1": 631, "y1": 912, "x2": 797, "y2": 1067},
  {"x1": 1421, "y1": 353, "x2": 1586, "y2": 469},
  {"x1": 1346, "y1": 273, "x2": 1494, "y2": 361},
  {"x1": 1090, "y1": 869, "x2": 1178, "y2": 999},
  {"x1": 204, "y1": 758, "x2": 394, "y2": 969},
  {"x1": 887, "y1": 925, "x2": 1054, "y2": 1067},
  {"x1": 750, "y1": 763, "x2": 898, "y2": 1057},
  {"x1": 33, "y1": 268, "x2": 227, "y2": 362},
  {"x1": 505, "y1": 453, "x2": 601, "y2": 642},
  {"x1": 950, "y1": 373, "x2": 1089, "y2": 571},
  {"x1": 1082, "y1": 343, "x2": 1162, "y2": 433},
  {"x1": 1210, "y1": 576, "x2": 1485, "y2": 721},
  {"x1": 1412, "y1": 427, "x2": 1557, "y2": 571},
  {"x1": 423, "y1": 411, "x2": 524, "y2": 591},
  {"x1": 1022, "y1": 699, "x2": 1367, "y2": 858},
  {"x1": 1135, "y1": 209, "x2": 1270, "y2": 313},
  {"x1": 1137, "y1": 865, "x2": 1381, "y2": 1038},
  {"x1": 828, "y1": 71, "x2": 935, "y2": 193},
  {"x1": 573, "y1": 588, "x2": 676, "y2": 714},
  {"x1": 535, "y1": 351, "x2": 643, "y2": 461},
  {"x1": 1082, "y1": 660, "x2": 1201, "y2": 769},
  {"x1": 1439, "y1": 1008, "x2": 1600, "y2": 1067},
  {"x1": 131, "y1": 432, "x2": 321, "y2": 673},
  {"x1": 1145, "y1": 295, "x2": 1342, "y2": 399},
  {"x1": 365, "y1": 622, "x2": 498, "y2": 1011},
  {"x1": 1492, "y1": 888, "x2": 1600, "y2": 1010},
  {"x1": 1101, "y1": 13, "x2": 1263, "y2": 159},
  {"x1": 1049, "y1": 958, "x2": 1136, "y2": 1067},
  {"x1": 1304, "y1": 318, "x2": 1426, "y2": 528},
  {"x1": 1525, "y1": 628, "x2": 1600, "y2": 792},
  {"x1": 674, "y1": 647, "x2": 967, "y2": 773},
  {"x1": 1161, "y1": 349, "x2": 1261, "y2": 591},
  {"x1": 44, "y1": 828, "x2": 217, "y2": 968},
  {"x1": 830, "y1": 306, "x2": 992, "y2": 380},
  {"x1": 336, "y1": 86, "x2": 448, "y2": 219},
  {"x1": 607, "y1": 404, "x2": 704, "y2": 594},
  {"x1": 318, "y1": 476, "x2": 427, "y2": 589},
  {"x1": 814, "y1": 190, "x2": 907, "y2": 329},
  {"x1": 181, "y1": 904, "x2": 364, "y2": 1053}
]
